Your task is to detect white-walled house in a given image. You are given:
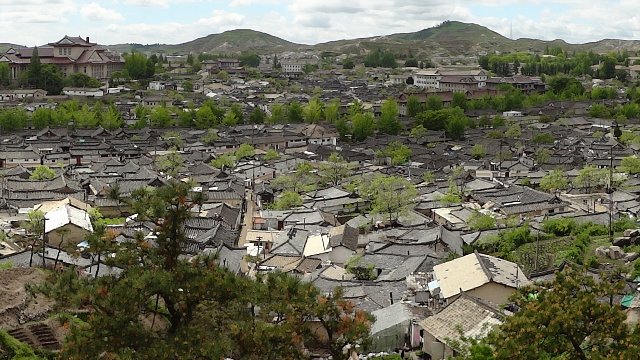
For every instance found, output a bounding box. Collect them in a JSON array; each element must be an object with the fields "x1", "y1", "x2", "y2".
[{"x1": 63, "y1": 87, "x2": 104, "y2": 97}]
